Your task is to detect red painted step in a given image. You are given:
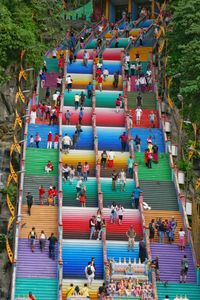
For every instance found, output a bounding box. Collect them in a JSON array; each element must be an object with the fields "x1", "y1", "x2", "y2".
[
  {"x1": 62, "y1": 207, "x2": 143, "y2": 241},
  {"x1": 61, "y1": 107, "x2": 125, "y2": 127},
  {"x1": 130, "y1": 109, "x2": 159, "y2": 128},
  {"x1": 102, "y1": 48, "x2": 123, "y2": 61}
]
